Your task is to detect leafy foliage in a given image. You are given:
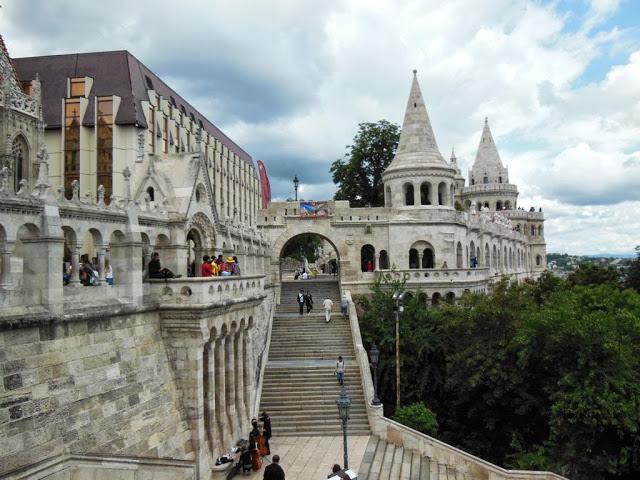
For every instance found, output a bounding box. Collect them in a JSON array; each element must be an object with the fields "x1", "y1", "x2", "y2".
[
  {"x1": 281, "y1": 234, "x2": 322, "y2": 262},
  {"x1": 357, "y1": 271, "x2": 640, "y2": 480},
  {"x1": 330, "y1": 120, "x2": 400, "y2": 207},
  {"x1": 392, "y1": 402, "x2": 439, "y2": 436},
  {"x1": 625, "y1": 246, "x2": 640, "y2": 292}
]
